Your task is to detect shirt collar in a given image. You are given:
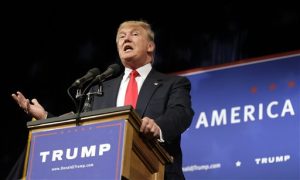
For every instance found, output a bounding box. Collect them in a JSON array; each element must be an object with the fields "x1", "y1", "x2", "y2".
[{"x1": 124, "y1": 63, "x2": 152, "y2": 80}]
